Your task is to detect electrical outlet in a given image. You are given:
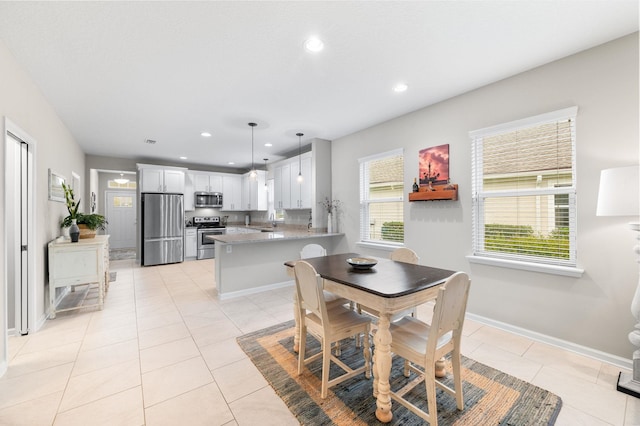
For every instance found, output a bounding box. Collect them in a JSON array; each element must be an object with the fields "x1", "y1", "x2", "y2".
[{"x1": 226, "y1": 245, "x2": 232, "y2": 254}]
